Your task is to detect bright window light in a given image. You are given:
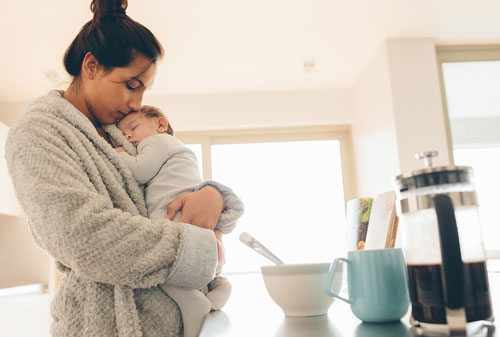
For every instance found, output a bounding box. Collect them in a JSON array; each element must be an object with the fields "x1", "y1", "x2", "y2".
[
  {"x1": 453, "y1": 148, "x2": 500, "y2": 252},
  {"x1": 211, "y1": 140, "x2": 346, "y2": 273}
]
